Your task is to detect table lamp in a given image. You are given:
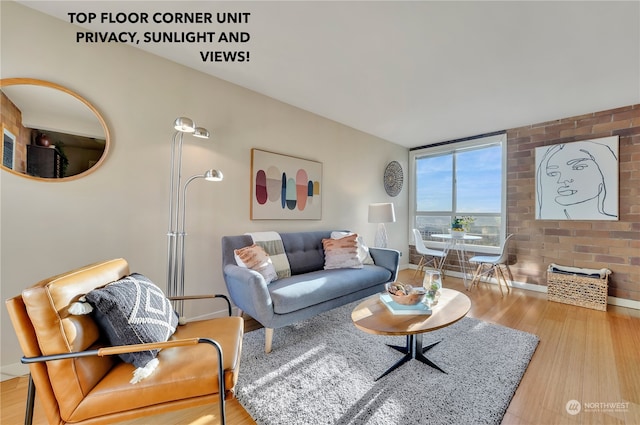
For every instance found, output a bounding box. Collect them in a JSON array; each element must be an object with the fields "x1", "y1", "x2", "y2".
[{"x1": 368, "y1": 202, "x2": 396, "y2": 248}]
